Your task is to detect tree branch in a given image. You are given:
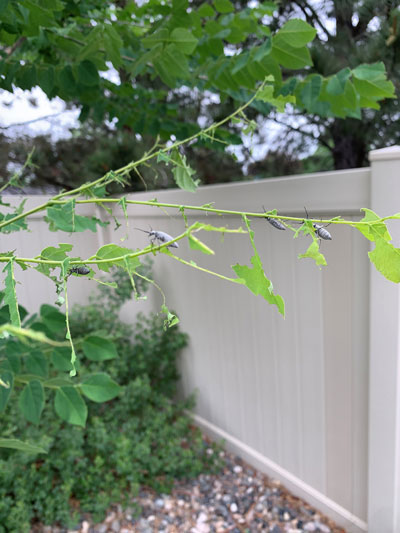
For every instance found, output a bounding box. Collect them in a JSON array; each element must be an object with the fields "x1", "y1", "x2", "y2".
[
  {"x1": 270, "y1": 115, "x2": 333, "y2": 152},
  {"x1": 0, "y1": 112, "x2": 66, "y2": 130},
  {"x1": 295, "y1": 1, "x2": 333, "y2": 39},
  {"x1": 3, "y1": 37, "x2": 26, "y2": 57}
]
